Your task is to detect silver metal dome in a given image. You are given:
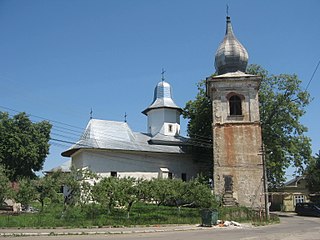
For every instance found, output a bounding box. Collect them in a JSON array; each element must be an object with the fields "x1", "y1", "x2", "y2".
[
  {"x1": 142, "y1": 81, "x2": 182, "y2": 115},
  {"x1": 214, "y1": 16, "x2": 249, "y2": 75}
]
